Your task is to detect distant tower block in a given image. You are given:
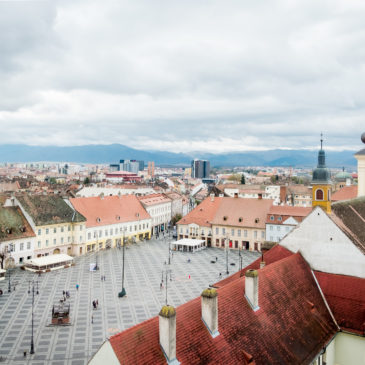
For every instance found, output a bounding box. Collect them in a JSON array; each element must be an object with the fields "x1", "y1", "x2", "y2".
[
  {"x1": 311, "y1": 134, "x2": 332, "y2": 214},
  {"x1": 148, "y1": 161, "x2": 155, "y2": 177},
  {"x1": 354, "y1": 132, "x2": 365, "y2": 197}
]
